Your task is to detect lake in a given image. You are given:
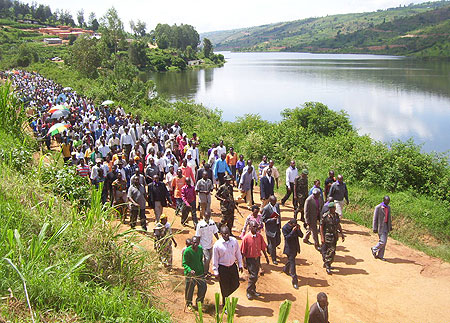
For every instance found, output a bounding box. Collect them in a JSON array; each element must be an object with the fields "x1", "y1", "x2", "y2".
[{"x1": 147, "y1": 52, "x2": 450, "y2": 154}]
